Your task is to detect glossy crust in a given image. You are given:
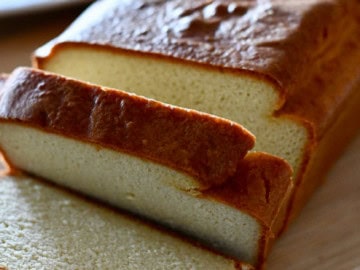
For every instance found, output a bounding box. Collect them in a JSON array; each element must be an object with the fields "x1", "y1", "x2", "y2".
[
  {"x1": 0, "y1": 67, "x2": 255, "y2": 189},
  {"x1": 34, "y1": 0, "x2": 360, "y2": 230}
]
